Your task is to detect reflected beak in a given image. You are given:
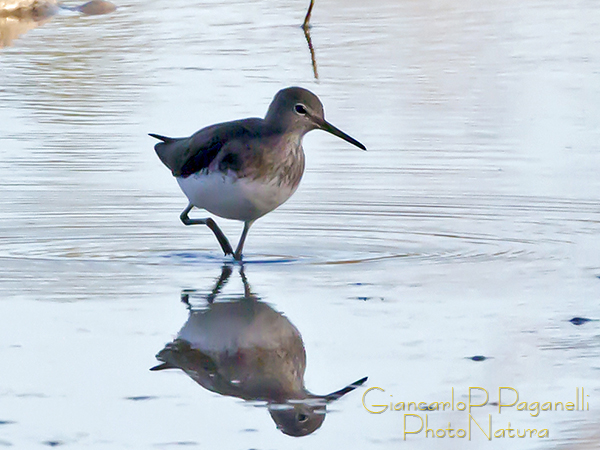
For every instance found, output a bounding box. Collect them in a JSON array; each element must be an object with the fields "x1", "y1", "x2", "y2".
[
  {"x1": 315, "y1": 117, "x2": 367, "y2": 151},
  {"x1": 324, "y1": 376, "x2": 368, "y2": 403}
]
